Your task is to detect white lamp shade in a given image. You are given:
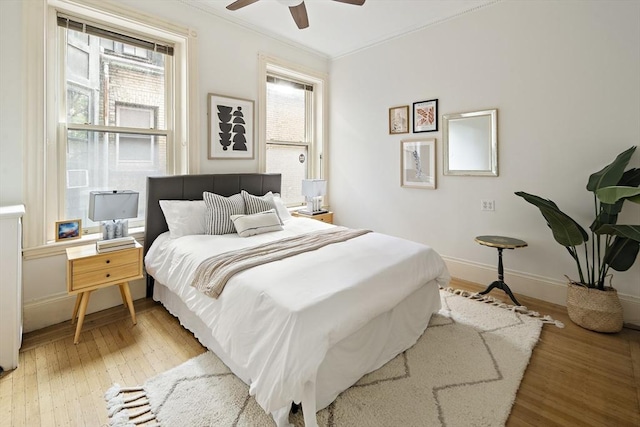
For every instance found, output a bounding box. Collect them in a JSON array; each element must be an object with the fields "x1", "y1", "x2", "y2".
[
  {"x1": 301, "y1": 179, "x2": 326, "y2": 197},
  {"x1": 88, "y1": 191, "x2": 139, "y2": 221}
]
